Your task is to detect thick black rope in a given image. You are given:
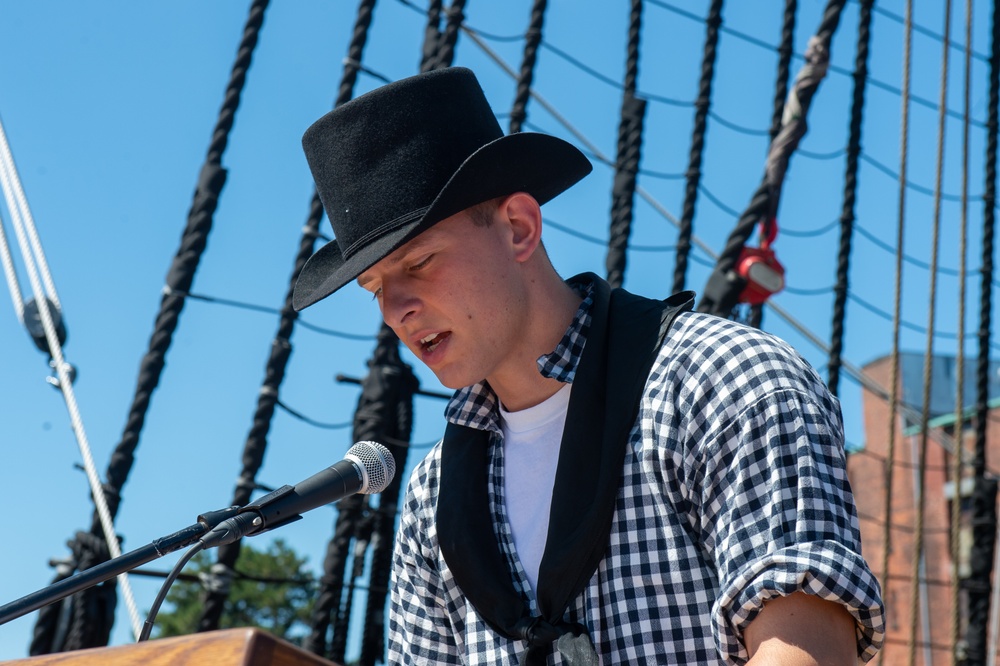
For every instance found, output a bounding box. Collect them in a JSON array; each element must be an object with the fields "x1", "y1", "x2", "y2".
[
  {"x1": 672, "y1": 0, "x2": 724, "y2": 294},
  {"x1": 324, "y1": 497, "x2": 371, "y2": 662},
  {"x1": 770, "y1": 0, "x2": 797, "y2": 143},
  {"x1": 748, "y1": 0, "x2": 798, "y2": 329},
  {"x1": 357, "y1": 333, "x2": 418, "y2": 666},
  {"x1": 828, "y1": 0, "x2": 873, "y2": 397},
  {"x1": 976, "y1": 0, "x2": 999, "y2": 523},
  {"x1": 967, "y1": 0, "x2": 1000, "y2": 660},
  {"x1": 196, "y1": 15, "x2": 333, "y2": 639},
  {"x1": 25, "y1": 3, "x2": 271, "y2": 655},
  {"x1": 170, "y1": 0, "x2": 381, "y2": 654},
  {"x1": 30, "y1": 533, "x2": 116, "y2": 655},
  {"x1": 508, "y1": 0, "x2": 548, "y2": 134},
  {"x1": 428, "y1": 0, "x2": 468, "y2": 72},
  {"x1": 420, "y1": 0, "x2": 444, "y2": 73},
  {"x1": 56, "y1": 534, "x2": 117, "y2": 653},
  {"x1": 199, "y1": 2, "x2": 353, "y2": 640},
  {"x1": 97, "y1": 0, "x2": 268, "y2": 525},
  {"x1": 697, "y1": 0, "x2": 845, "y2": 318},
  {"x1": 605, "y1": 0, "x2": 647, "y2": 289}
]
